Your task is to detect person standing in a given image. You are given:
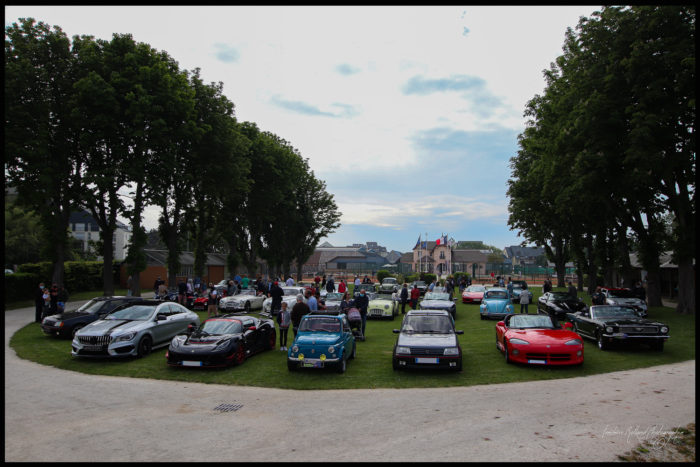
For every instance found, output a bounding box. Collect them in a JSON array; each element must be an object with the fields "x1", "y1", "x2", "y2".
[
  {"x1": 57, "y1": 286, "x2": 69, "y2": 313},
  {"x1": 49, "y1": 284, "x2": 59, "y2": 316},
  {"x1": 543, "y1": 278, "x2": 552, "y2": 294},
  {"x1": 306, "y1": 289, "x2": 318, "y2": 312},
  {"x1": 591, "y1": 286, "x2": 606, "y2": 305},
  {"x1": 178, "y1": 278, "x2": 187, "y2": 305},
  {"x1": 567, "y1": 281, "x2": 577, "y2": 299},
  {"x1": 277, "y1": 301, "x2": 291, "y2": 351},
  {"x1": 428, "y1": 280, "x2": 436, "y2": 292},
  {"x1": 269, "y1": 281, "x2": 284, "y2": 316},
  {"x1": 506, "y1": 278, "x2": 514, "y2": 299},
  {"x1": 207, "y1": 283, "x2": 218, "y2": 318},
  {"x1": 226, "y1": 280, "x2": 237, "y2": 298},
  {"x1": 285, "y1": 275, "x2": 294, "y2": 286},
  {"x1": 400, "y1": 283, "x2": 409, "y2": 314},
  {"x1": 34, "y1": 282, "x2": 45, "y2": 323},
  {"x1": 339, "y1": 292, "x2": 351, "y2": 312},
  {"x1": 241, "y1": 274, "x2": 250, "y2": 289},
  {"x1": 291, "y1": 294, "x2": 310, "y2": 337},
  {"x1": 445, "y1": 278, "x2": 454, "y2": 300},
  {"x1": 186, "y1": 278, "x2": 194, "y2": 295},
  {"x1": 42, "y1": 287, "x2": 51, "y2": 318},
  {"x1": 354, "y1": 288, "x2": 369, "y2": 338},
  {"x1": 410, "y1": 285, "x2": 420, "y2": 309},
  {"x1": 126, "y1": 275, "x2": 133, "y2": 297},
  {"x1": 519, "y1": 286, "x2": 530, "y2": 314},
  {"x1": 321, "y1": 274, "x2": 327, "y2": 290},
  {"x1": 325, "y1": 275, "x2": 335, "y2": 294},
  {"x1": 153, "y1": 276, "x2": 164, "y2": 295},
  {"x1": 338, "y1": 279, "x2": 347, "y2": 294}
]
